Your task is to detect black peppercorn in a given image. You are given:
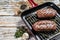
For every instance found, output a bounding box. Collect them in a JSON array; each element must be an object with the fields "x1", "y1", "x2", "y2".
[{"x1": 20, "y1": 4, "x2": 27, "y2": 10}]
